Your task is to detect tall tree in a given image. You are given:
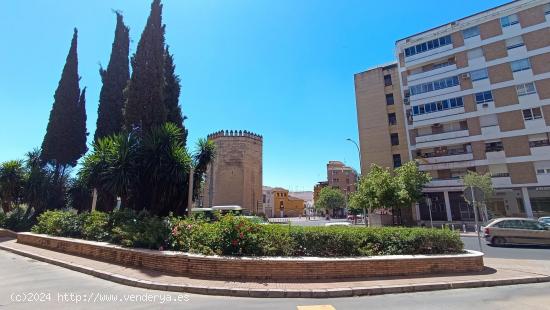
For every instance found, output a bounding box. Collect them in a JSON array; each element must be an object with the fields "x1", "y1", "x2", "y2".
[
  {"x1": 163, "y1": 46, "x2": 188, "y2": 144},
  {"x1": 124, "y1": 0, "x2": 167, "y2": 132},
  {"x1": 41, "y1": 28, "x2": 87, "y2": 170},
  {"x1": 314, "y1": 187, "x2": 346, "y2": 216},
  {"x1": 95, "y1": 12, "x2": 130, "y2": 141}
]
